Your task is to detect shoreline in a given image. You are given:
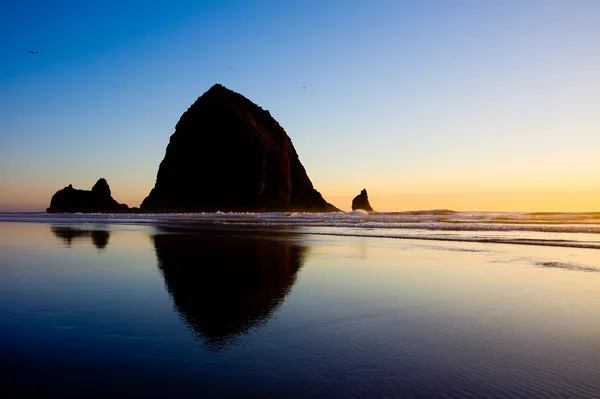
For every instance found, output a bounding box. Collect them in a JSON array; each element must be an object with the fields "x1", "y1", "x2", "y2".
[{"x1": 1, "y1": 217, "x2": 599, "y2": 250}]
